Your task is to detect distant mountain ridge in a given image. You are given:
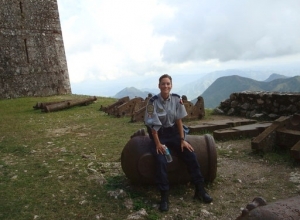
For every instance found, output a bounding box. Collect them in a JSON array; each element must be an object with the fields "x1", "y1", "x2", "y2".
[
  {"x1": 114, "y1": 87, "x2": 152, "y2": 99},
  {"x1": 177, "y1": 69, "x2": 284, "y2": 100},
  {"x1": 113, "y1": 72, "x2": 300, "y2": 109},
  {"x1": 263, "y1": 73, "x2": 288, "y2": 82},
  {"x1": 115, "y1": 69, "x2": 283, "y2": 100},
  {"x1": 200, "y1": 75, "x2": 300, "y2": 108}
]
